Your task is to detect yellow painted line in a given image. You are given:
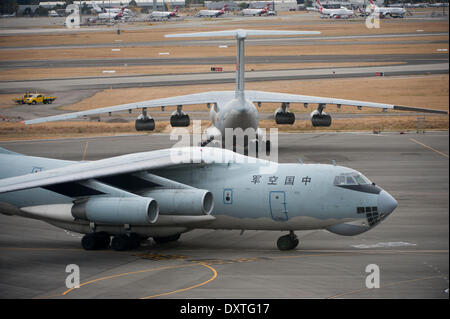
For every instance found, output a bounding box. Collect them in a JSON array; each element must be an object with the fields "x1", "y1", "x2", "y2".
[
  {"x1": 61, "y1": 263, "x2": 198, "y2": 296},
  {"x1": 327, "y1": 275, "x2": 442, "y2": 299},
  {"x1": 410, "y1": 138, "x2": 449, "y2": 158},
  {"x1": 140, "y1": 263, "x2": 218, "y2": 299}
]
